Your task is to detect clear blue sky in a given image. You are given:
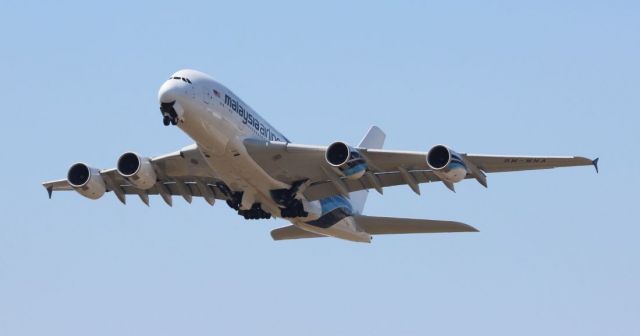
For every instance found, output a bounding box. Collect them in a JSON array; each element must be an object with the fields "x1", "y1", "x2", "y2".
[{"x1": 1, "y1": 1, "x2": 638, "y2": 335}]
